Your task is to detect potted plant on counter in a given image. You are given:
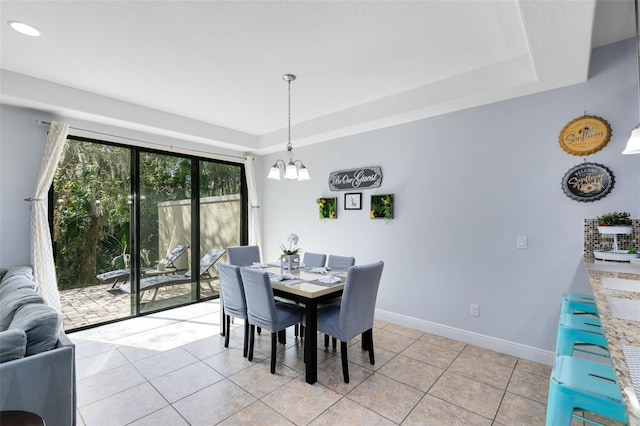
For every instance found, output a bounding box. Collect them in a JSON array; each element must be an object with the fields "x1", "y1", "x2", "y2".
[
  {"x1": 594, "y1": 211, "x2": 638, "y2": 261},
  {"x1": 597, "y1": 211, "x2": 633, "y2": 235}
]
